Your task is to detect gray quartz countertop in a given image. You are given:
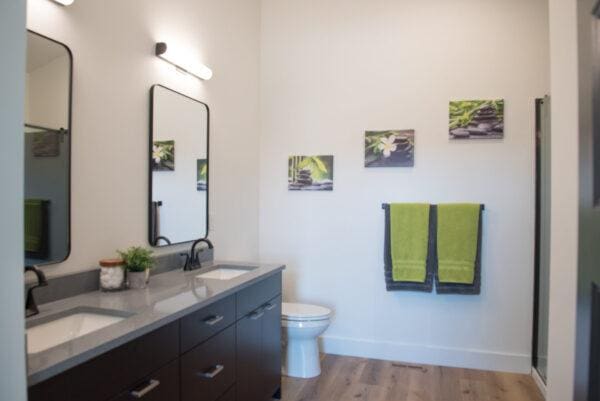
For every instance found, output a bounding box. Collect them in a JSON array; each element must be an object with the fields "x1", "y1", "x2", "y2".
[{"x1": 26, "y1": 261, "x2": 285, "y2": 386}]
